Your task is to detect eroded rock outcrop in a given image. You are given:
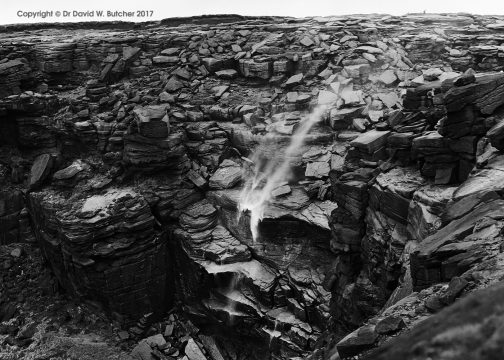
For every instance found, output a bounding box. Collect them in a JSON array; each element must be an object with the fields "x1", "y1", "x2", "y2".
[{"x1": 28, "y1": 187, "x2": 172, "y2": 319}]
